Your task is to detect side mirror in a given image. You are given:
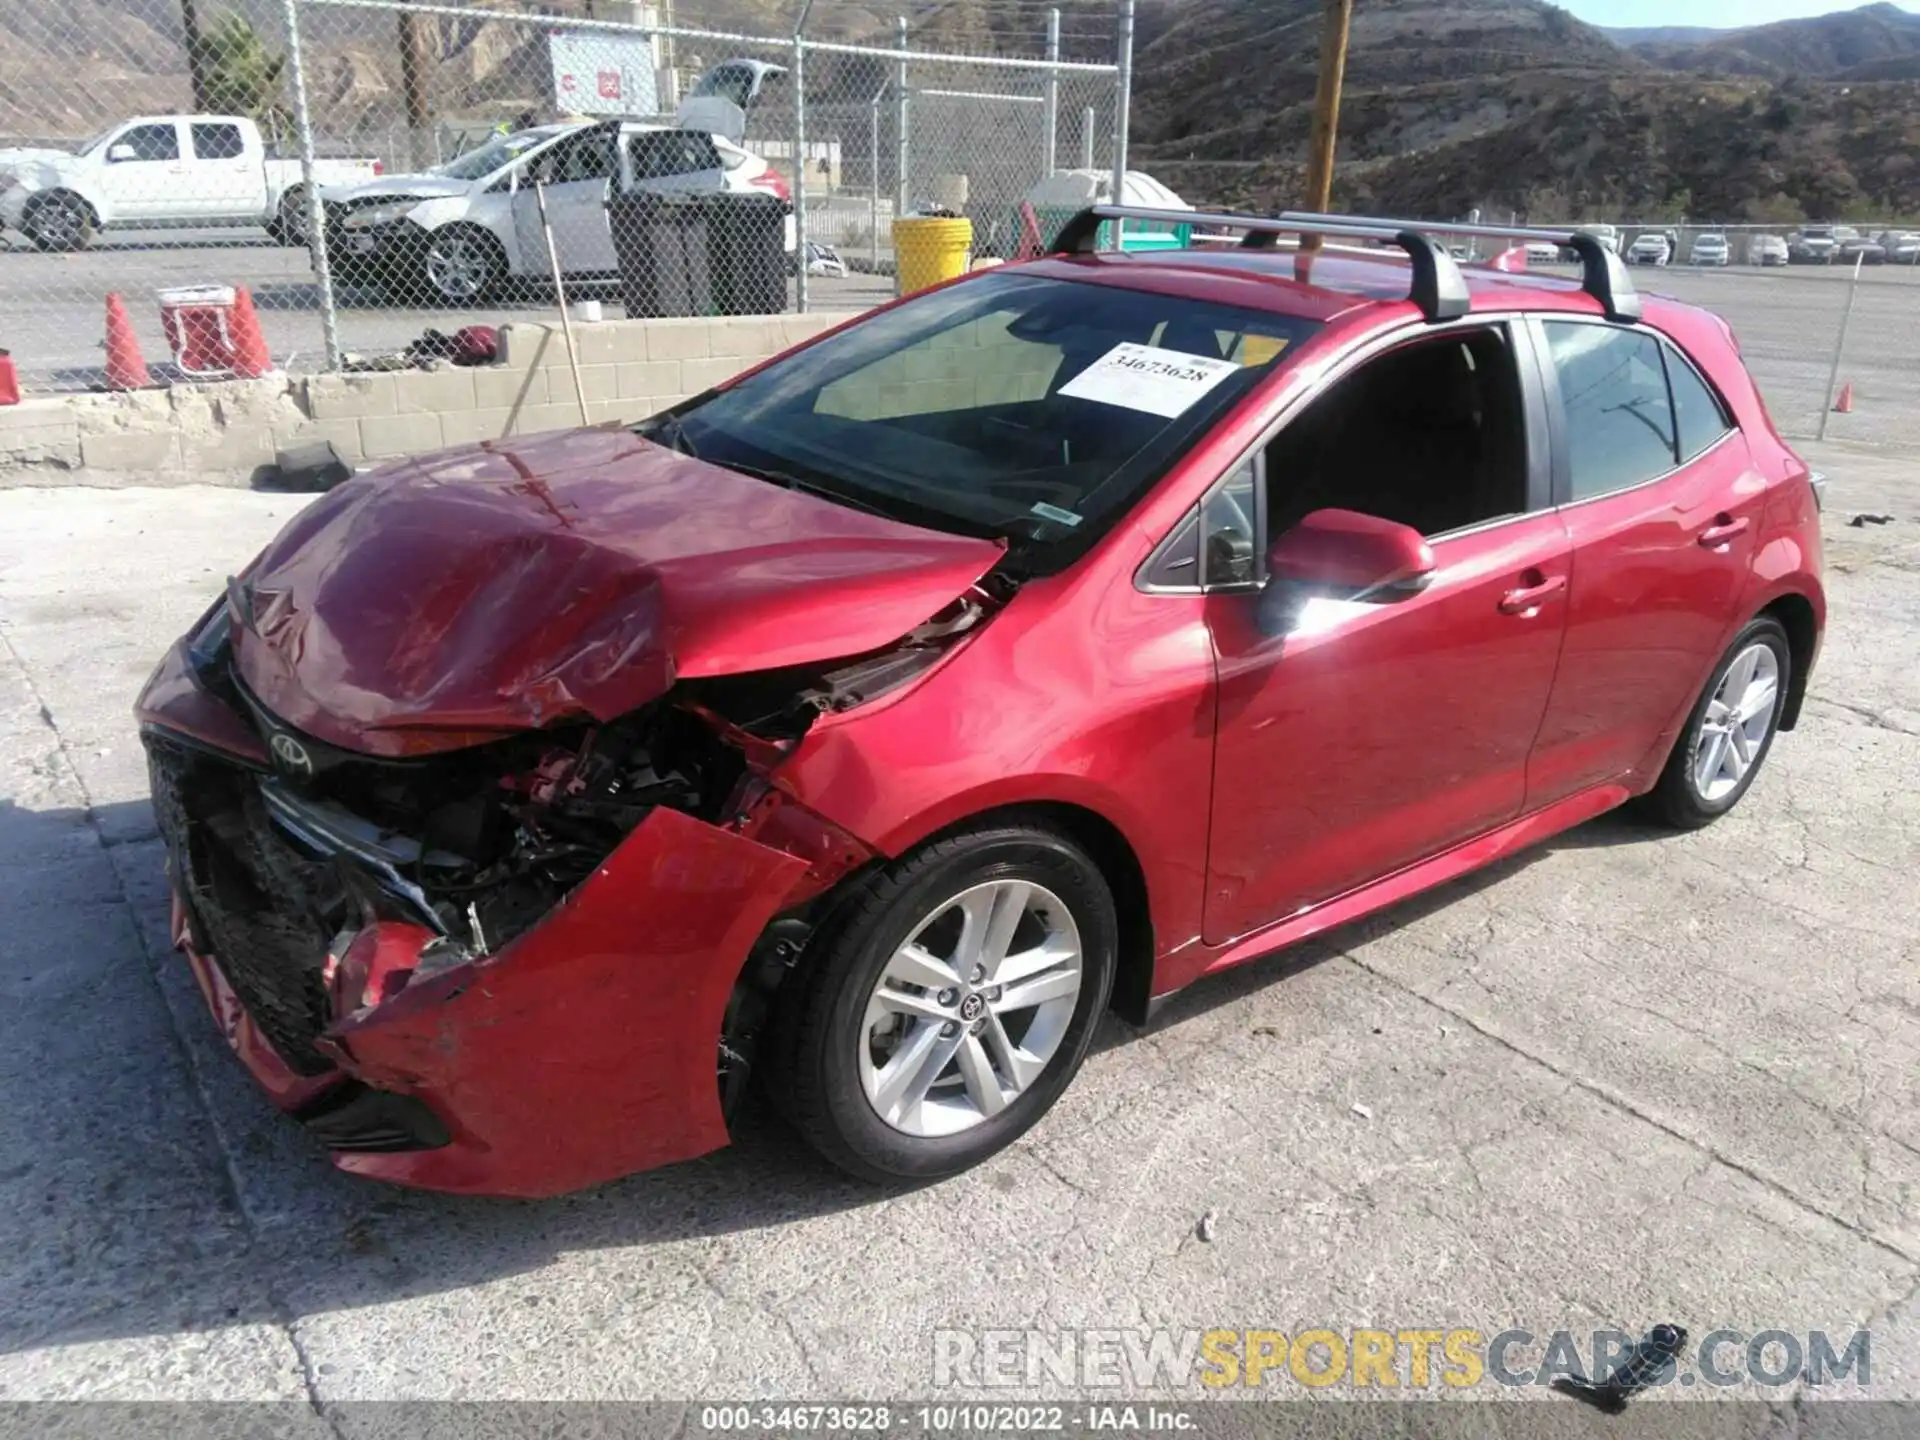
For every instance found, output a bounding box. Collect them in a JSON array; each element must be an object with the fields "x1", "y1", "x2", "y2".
[
  {"x1": 1266, "y1": 508, "x2": 1435, "y2": 598},
  {"x1": 107, "y1": 143, "x2": 138, "y2": 163}
]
